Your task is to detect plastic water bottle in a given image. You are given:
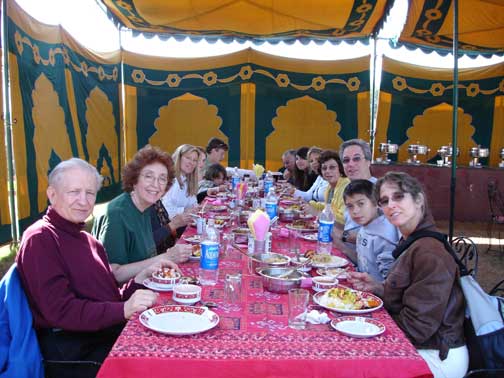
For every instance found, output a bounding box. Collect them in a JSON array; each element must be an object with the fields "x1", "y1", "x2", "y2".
[
  {"x1": 231, "y1": 167, "x2": 240, "y2": 191},
  {"x1": 199, "y1": 219, "x2": 220, "y2": 285},
  {"x1": 317, "y1": 203, "x2": 335, "y2": 254},
  {"x1": 265, "y1": 187, "x2": 278, "y2": 221},
  {"x1": 264, "y1": 171, "x2": 274, "y2": 195}
]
